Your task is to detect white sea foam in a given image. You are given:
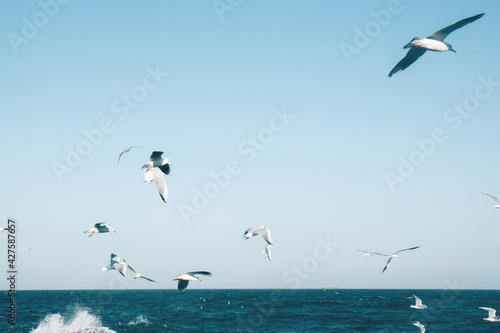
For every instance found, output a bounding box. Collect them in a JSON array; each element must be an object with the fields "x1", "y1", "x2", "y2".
[
  {"x1": 31, "y1": 307, "x2": 116, "y2": 333},
  {"x1": 127, "y1": 315, "x2": 151, "y2": 326}
]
